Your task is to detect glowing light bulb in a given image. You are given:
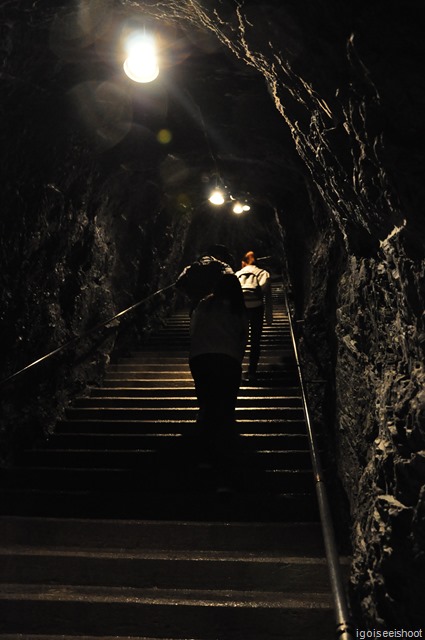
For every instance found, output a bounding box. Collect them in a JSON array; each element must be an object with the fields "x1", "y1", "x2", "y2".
[
  {"x1": 232, "y1": 201, "x2": 250, "y2": 214},
  {"x1": 123, "y1": 32, "x2": 159, "y2": 83},
  {"x1": 209, "y1": 189, "x2": 225, "y2": 205}
]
